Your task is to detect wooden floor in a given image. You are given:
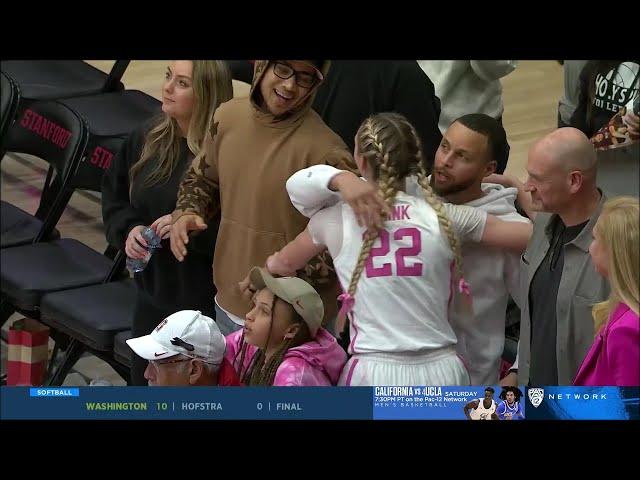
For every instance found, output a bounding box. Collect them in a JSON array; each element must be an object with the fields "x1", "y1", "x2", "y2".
[{"x1": 0, "y1": 60, "x2": 564, "y2": 385}]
